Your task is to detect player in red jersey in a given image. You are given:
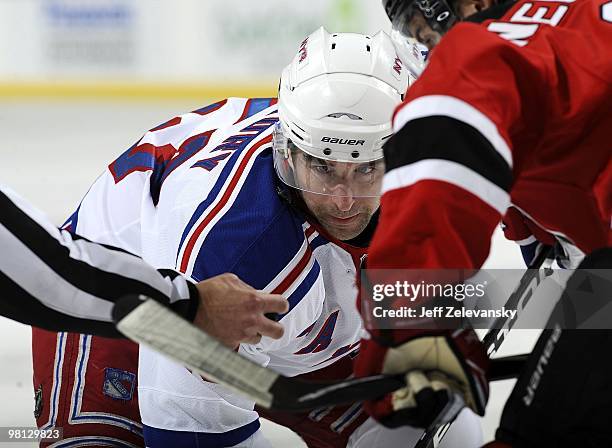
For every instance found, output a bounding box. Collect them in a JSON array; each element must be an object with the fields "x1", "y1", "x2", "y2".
[{"x1": 355, "y1": 0, "x2": 612, "y2": 445}]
